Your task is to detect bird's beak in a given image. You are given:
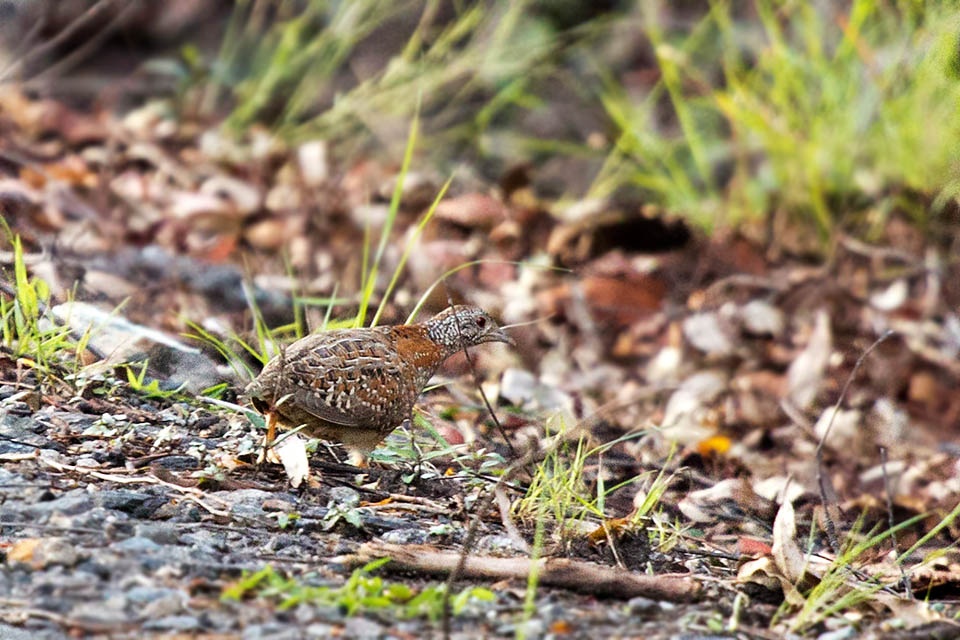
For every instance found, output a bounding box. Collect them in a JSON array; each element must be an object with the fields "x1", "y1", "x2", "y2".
[{"x1": 491, "y1": 327, "x2": 515, "y2": 346}]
